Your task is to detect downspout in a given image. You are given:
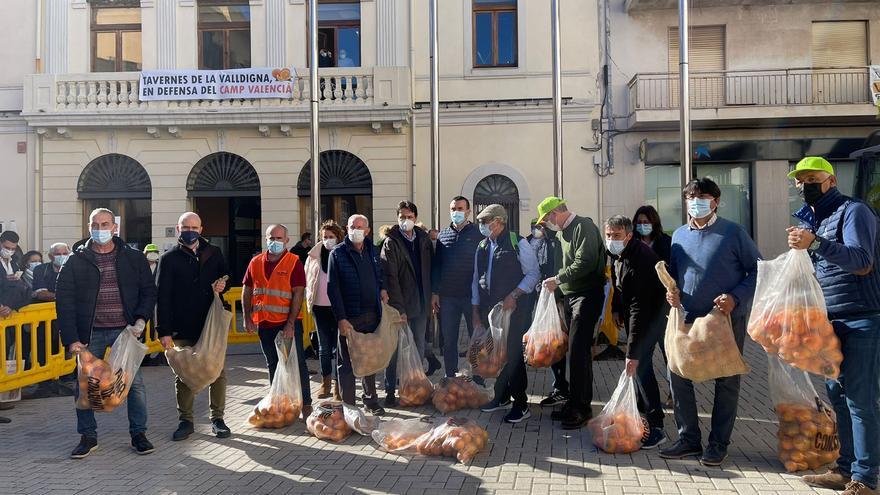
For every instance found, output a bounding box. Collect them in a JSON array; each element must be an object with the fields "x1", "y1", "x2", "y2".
[
  {"x1": 32, "y1": 0, "x2": 44, "y2": 248},
  {"x1": 408, "y1": 0, "x2": 416, "y2": 200}
]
